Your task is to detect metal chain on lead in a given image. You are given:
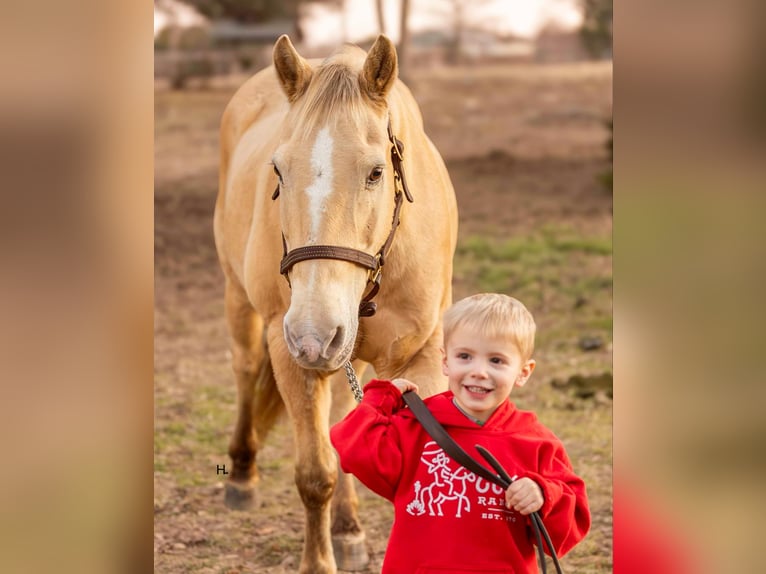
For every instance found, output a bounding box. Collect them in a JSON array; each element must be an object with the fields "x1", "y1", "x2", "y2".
[{"x1": 343, "y1": 361, "x2": 364, "y2": 403}]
